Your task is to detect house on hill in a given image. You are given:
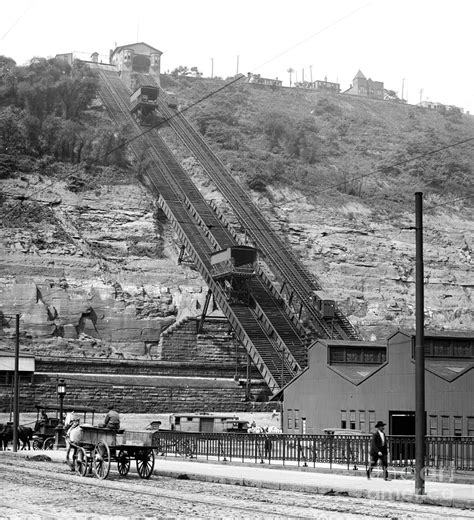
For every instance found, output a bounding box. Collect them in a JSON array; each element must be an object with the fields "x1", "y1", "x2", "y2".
[
  {"x1": 109, "y1": 42, "x2": 163, "y2": 88},
  {"x1": 278, "y1": 330, "x2": 474, "y2": 436},
  {"x1": 344, "y1": 70, "x2": 384, "y2": 99}
]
